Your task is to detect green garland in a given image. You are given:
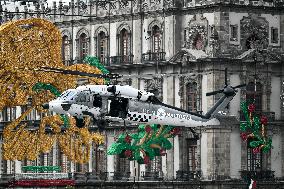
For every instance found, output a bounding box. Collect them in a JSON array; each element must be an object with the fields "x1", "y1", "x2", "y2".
[
  {"x1": 240, "y1": 101, "x2": 272, "y2": 153},
  {"x1": 84, "y1": 56, "x2": 110, "y2": 84},
  {"x1": 107, "y1": 124, "x2": 180, "y2": 164},
  {"x1": 32, "y1": 82, "x2": 61, "y2": 97},
  {"x1": 22, "y1": 166, "x2": 61, "y2": 172}
]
